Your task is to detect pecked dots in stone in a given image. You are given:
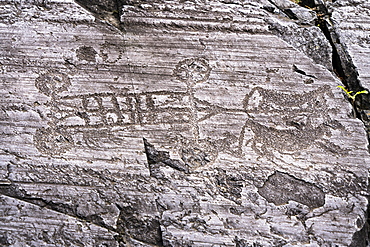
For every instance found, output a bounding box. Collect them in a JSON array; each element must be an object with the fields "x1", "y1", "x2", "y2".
[
  {"x1": 33, "y1": 127, "x2": 73, "y2": 155},
  {"x1": 35, "y1": 71, "x2": 71, "y2": 97},
  {"x1": 76, "y1": 46, "x2": 97, "y2": 62},
  {"x1": 242, "y1": 86, "x2": 346, "y2": 156},
  {"x1": 244, "y1": 85, "x2": 332, "y2": 122},
  {"x1": 173, "y1": 57, "x2": 211, "y2": 85}
]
